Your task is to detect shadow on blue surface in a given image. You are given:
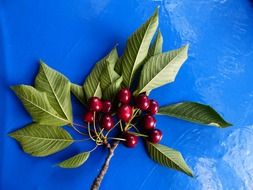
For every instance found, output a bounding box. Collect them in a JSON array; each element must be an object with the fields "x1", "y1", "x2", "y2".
[{"x1": 1, "y1": 0, "x2": 253, "y2": 189}]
